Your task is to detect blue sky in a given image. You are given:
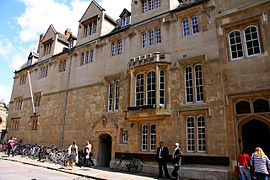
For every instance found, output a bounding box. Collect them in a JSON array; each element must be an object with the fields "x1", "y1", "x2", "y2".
[{"x1": 0, "y1": 0, "x2": 130, "y2": 104}]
